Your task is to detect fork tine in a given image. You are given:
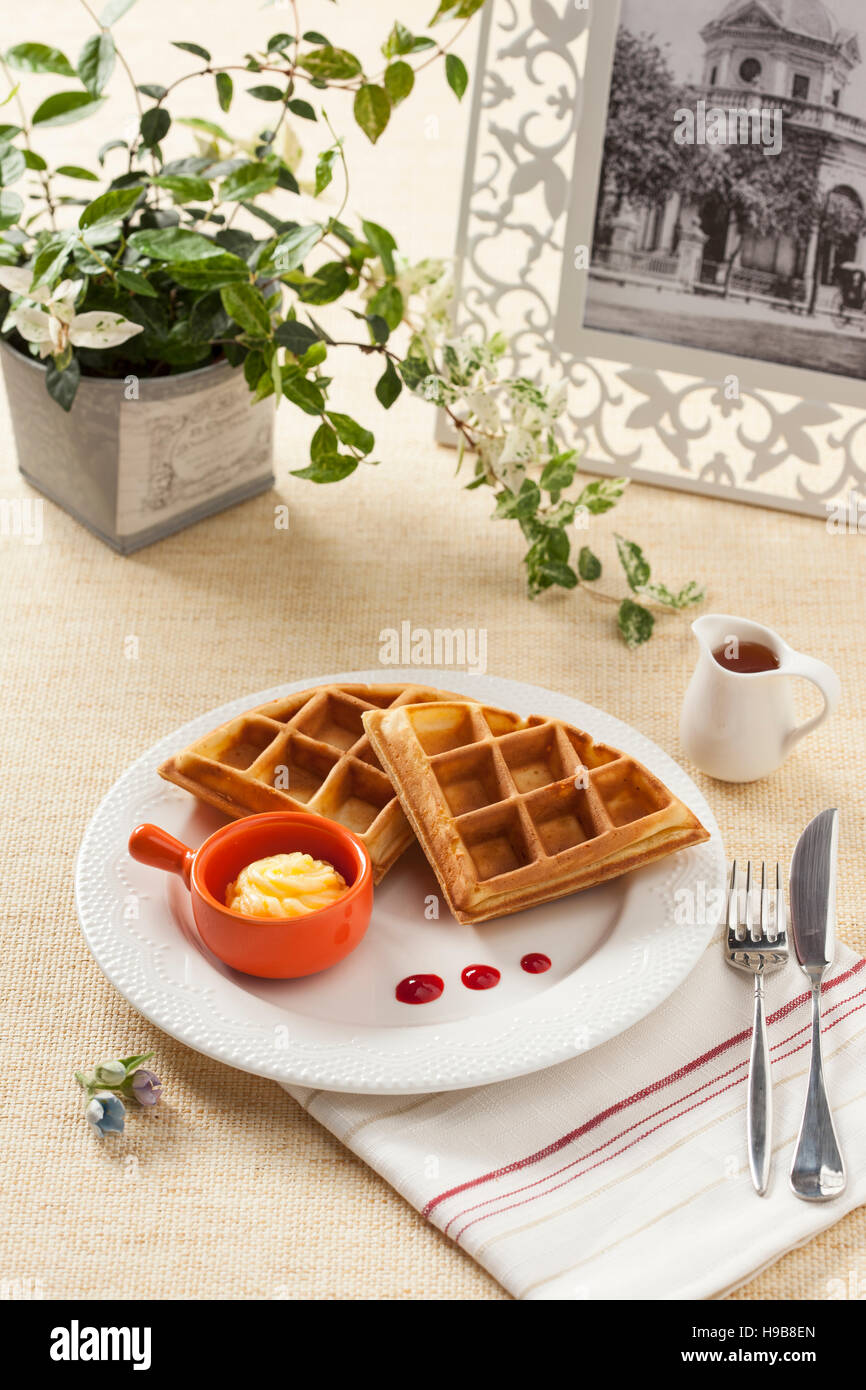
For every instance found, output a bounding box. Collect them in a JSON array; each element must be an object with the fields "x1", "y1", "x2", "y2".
[
  {"x1": 727, "y1": 859, "x2": 737, "y2": 931},
  {"x1": 756, "y1": 861, "x2": 767, "y2": 943},
  {"x1": 775, "y1": 861, "x2": 785, "y2": 940},
  {"x1": 744, "y1": 860, "x2": 753, "y2": 942},
  {"x1": 766, "y1": 861, "x2": 777, "y2": 942},
  {"x1": 728, "y1": 860, "x2": 745, "y2": 941}
]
